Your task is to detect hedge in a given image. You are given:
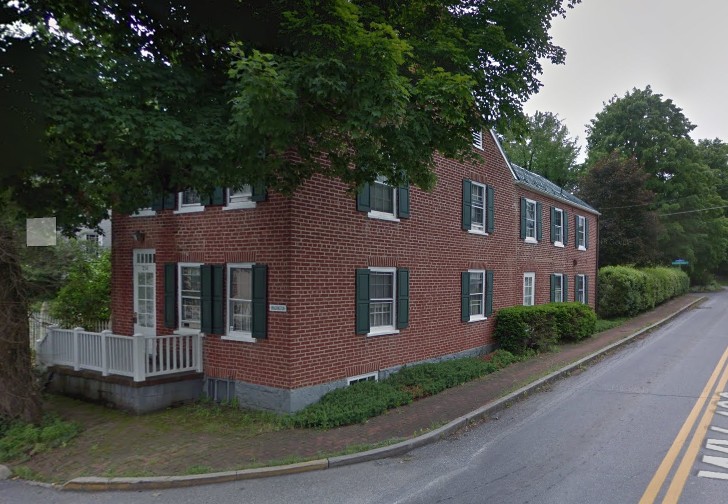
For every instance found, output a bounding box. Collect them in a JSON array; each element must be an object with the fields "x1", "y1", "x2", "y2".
[
  {"x1": 598, "y1": 266, "x2": 689, "y2": 318},
  {"x1": 494, "y1": 302, "x2": 596, "y2": 356}
]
